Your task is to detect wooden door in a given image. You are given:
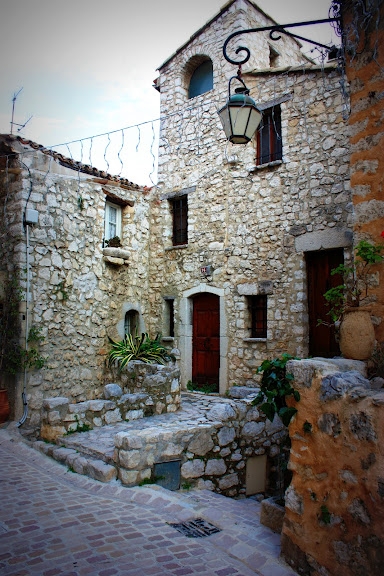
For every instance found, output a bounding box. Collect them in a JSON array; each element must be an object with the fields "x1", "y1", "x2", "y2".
[
  {"x1": 306, "y1": 249, "x2": 344, "y2": 358},
  {"x1": 192, "y1": 293, "x2": 220, "y2": 390}
]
